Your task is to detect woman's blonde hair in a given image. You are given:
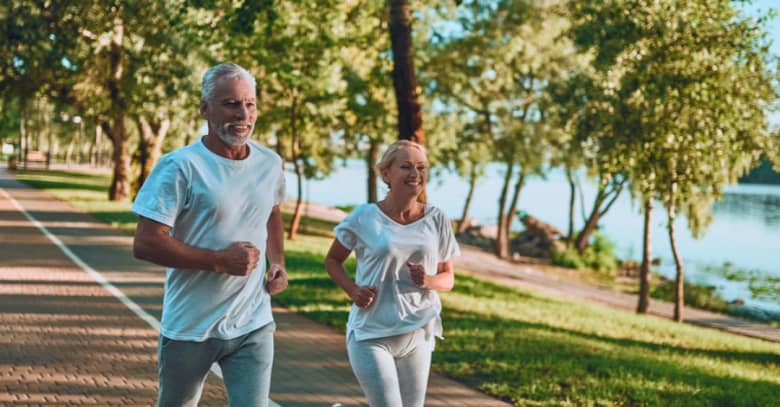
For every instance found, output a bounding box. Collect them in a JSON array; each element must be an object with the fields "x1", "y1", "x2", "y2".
[{"x1": 375, "y1": 140, "x2": 428, "y2": 202}]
